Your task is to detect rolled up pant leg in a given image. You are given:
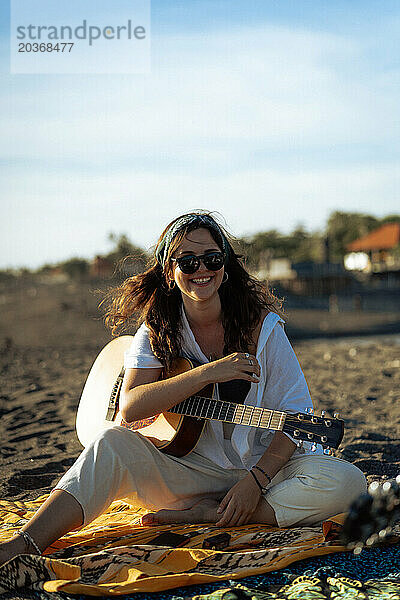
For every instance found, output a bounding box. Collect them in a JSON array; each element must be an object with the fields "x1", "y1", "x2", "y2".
[
  {"x1": 264, "y1": 454, "x2": 367, "y2": 527},
  {"x1": 55, "y1": 426, "x2": 240, "y2": 525}
]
